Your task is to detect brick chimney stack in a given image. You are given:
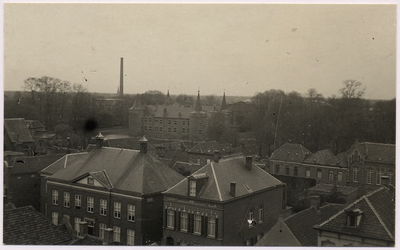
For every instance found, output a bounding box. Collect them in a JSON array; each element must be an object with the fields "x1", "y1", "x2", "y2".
[
  {"x1": 95, "y1": 132, "x2": 105, "y2": 149},
  {"x1": 245, "y1": 156, "x2": 252, "y2": 171},
  {"x1": 78, "y1": 221, "x2": 88, "y2": 238},
  {"x1": 230, "y1": 182, "x2": 236, "y2": 197},
  {"x1": 103, "y1": 228, "x2": 114, "y2": 245},
  {"x1": 214, "y1": 150, "x2": 220, "y2": 163},
  {"x1": 139, "y1": 135, "x2": 148, "y2": 153},
  {"x1": 381, "y1": 175, "x2": 390, "y2": 186},
  {"x1": 120, "y1": 57, "x2": 123, "y2": 97}
]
